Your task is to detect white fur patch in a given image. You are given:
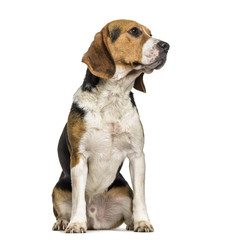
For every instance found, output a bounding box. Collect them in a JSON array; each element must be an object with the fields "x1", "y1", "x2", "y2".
[
  {"x1": 142, "y1": 37, "x2": 160, "y2": 65},
  {"x1": 69, "y1": 158, "x2": 88, "y2": 225}
]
